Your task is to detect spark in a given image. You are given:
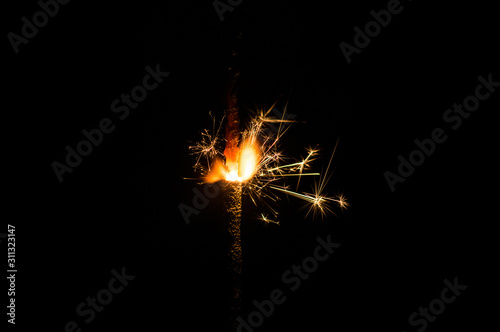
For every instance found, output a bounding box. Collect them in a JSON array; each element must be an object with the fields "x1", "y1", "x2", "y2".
[
  {"x1": 258, "y1": 213, "x2": 280, "y2": 225},
  {"x1": 189, "y1": 112, "x2": 225, "y2": 171},
  {"x1": 188, "y1": 104, "x2": 347, "y2": 224}
]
